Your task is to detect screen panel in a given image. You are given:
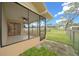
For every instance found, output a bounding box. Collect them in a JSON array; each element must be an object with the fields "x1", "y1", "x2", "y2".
[
  {"x1": 2, "y1": 2, "x2": 29, "y2": 46},
  {"x1": 29, "y1": 10, "x2": 39, "y2": 39},
  {"x1": 39, "y1": 16, "x2": 46, "y2": 41}
]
